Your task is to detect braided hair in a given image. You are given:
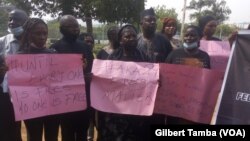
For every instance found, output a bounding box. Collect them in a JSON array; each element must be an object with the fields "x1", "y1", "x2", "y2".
[{"x1": 19, "y1": 18, "x2": 47, "y2": 53}]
